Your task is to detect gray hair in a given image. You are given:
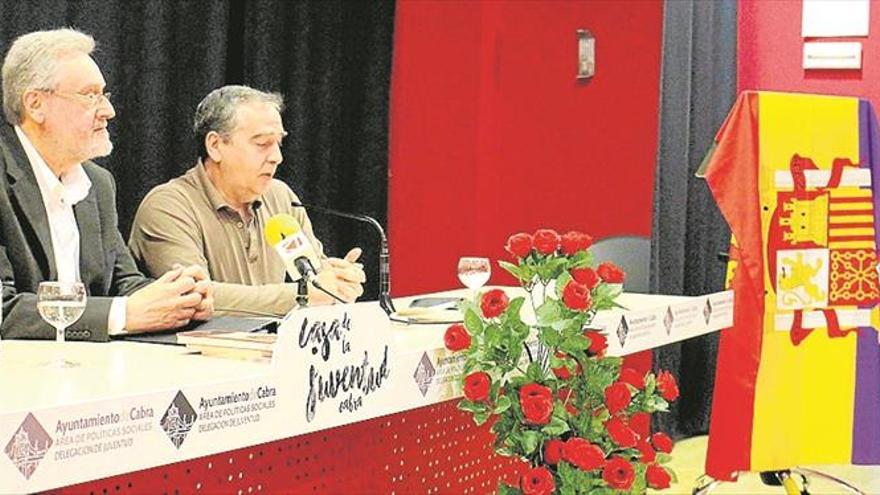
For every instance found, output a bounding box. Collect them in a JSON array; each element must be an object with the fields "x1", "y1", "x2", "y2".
[
  {"x1": 2, "y1": 28, "x2": 96, "y2": 125},
  {"x1": 194, "y1": 85, "x2": 284, "y2": 161}
]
